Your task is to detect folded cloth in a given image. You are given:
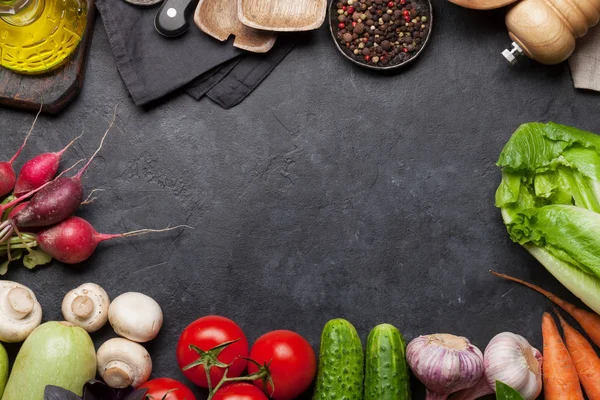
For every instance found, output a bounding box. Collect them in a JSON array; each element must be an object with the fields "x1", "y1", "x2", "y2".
[
  {"x1": 569, "y1": 24, "x2": 600, "y2": 92},
  {"x1": 96, "y1": 0, "x2": 242, "y2": 106},
  {"x1": 187, "y1": 36, "x2": 296, "y2": 109},
  {"x1": 186, "y1": 58, "x2": 242, "y2": 100}
]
